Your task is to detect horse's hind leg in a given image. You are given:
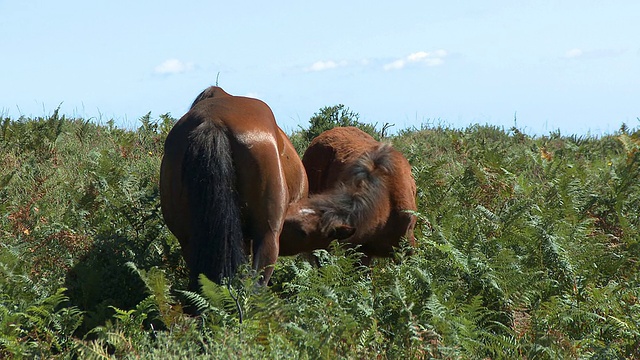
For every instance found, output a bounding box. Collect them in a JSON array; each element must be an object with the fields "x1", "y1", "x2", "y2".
[
  {"x1": 250, "y1": 178, "x2": 289, "y2": 285},
  {"x1": 251, "y1": 227, "x2": 280, "y2": 284},
  {"x1": 234, "y1": 146, "x2": 288, "y2": 285},
  {"x1": 246, "y1": 191, "x2": 286, "y2": 284}
]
